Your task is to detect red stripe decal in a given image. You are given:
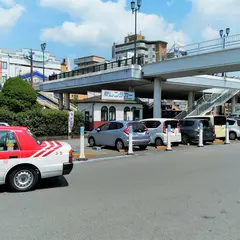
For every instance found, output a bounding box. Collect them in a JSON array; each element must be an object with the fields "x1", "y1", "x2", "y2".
[
  {"x1": 34, "y1": 141, "x2": 55, "y2": 158},
  {"x1": 42, "y1": 141, "x2": 62, "y2": 157}
]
